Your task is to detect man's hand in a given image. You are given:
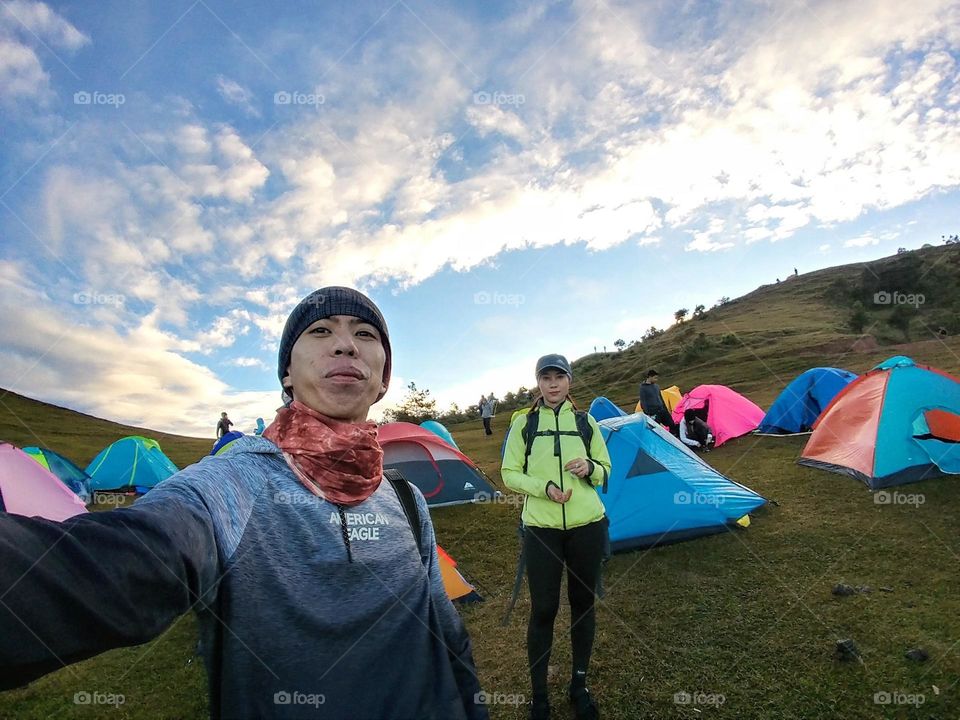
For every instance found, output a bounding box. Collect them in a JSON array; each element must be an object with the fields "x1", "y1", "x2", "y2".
[
  {"x1": 564, "y1": 458, "x2": 593, "y2": 479},
  {"x1": 546, "y1": 484, "x2": 572, "y2": 503}
]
